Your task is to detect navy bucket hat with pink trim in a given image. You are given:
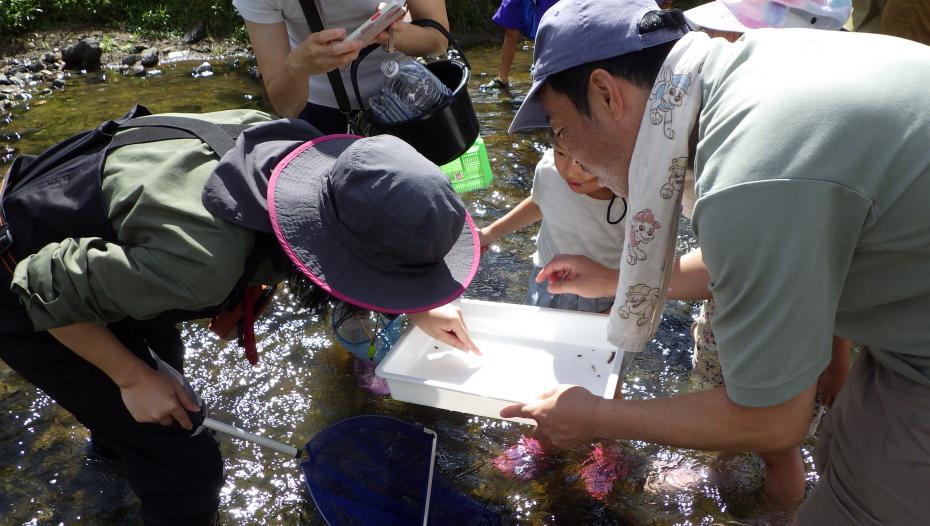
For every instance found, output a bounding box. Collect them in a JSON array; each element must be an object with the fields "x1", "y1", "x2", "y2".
[{"x1": 267, "y1": 134, "x2": 479, "y2": 314}]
